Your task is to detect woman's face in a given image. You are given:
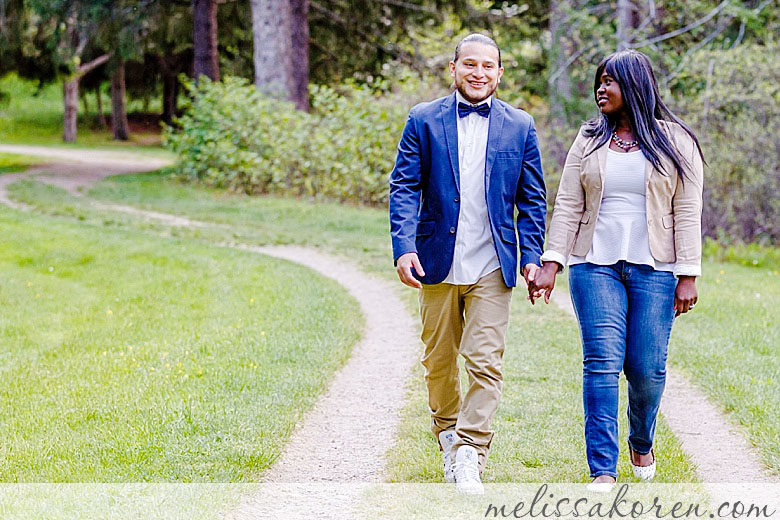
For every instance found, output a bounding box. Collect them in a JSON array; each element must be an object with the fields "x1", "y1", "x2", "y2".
[{"x1": 596, "y1": 72, "x2": 624, "y2": 116}]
